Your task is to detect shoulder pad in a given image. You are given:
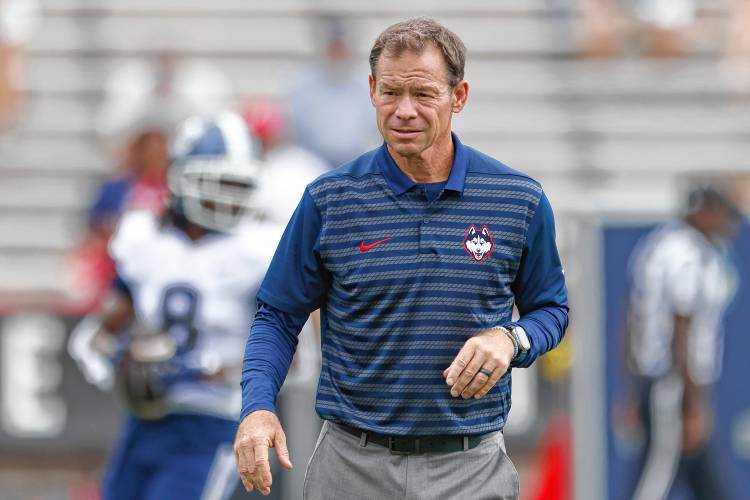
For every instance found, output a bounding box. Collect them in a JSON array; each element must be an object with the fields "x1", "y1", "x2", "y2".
[{"x1": 109, "y1": 210, "x2": 159, "y2": 263}]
